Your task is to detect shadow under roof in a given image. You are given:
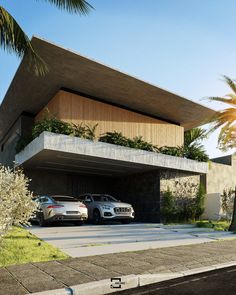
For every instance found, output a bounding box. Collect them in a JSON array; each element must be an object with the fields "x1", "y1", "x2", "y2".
[{"x1": 0, "y1": 36, "x2": 216, "y2": 141}]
